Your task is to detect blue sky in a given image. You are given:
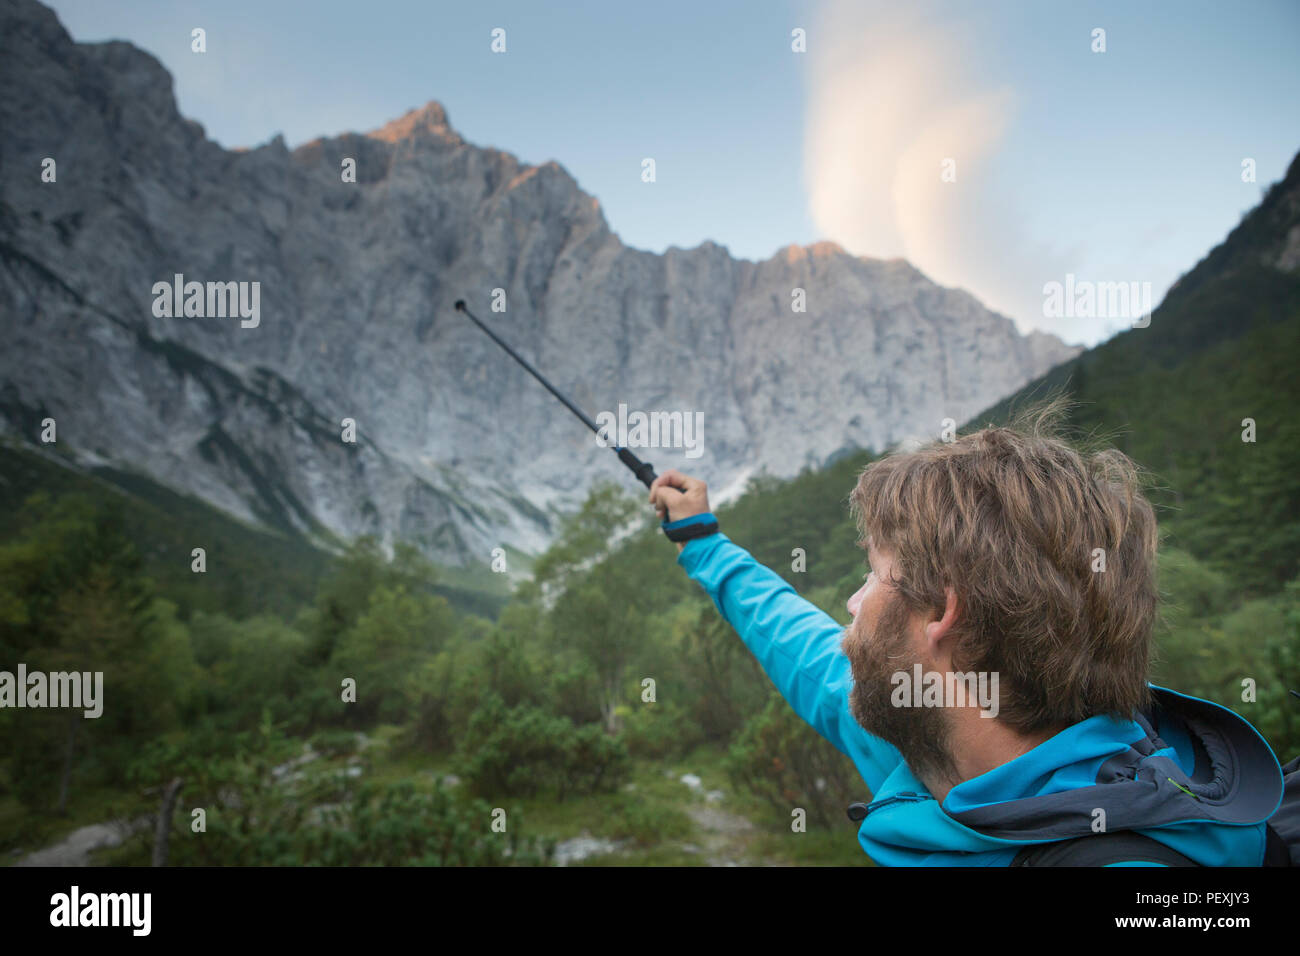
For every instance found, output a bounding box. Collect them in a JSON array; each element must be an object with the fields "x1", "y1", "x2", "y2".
[{"x1": 46, "y1": 0, "x2": 1300, "y2": 347}]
